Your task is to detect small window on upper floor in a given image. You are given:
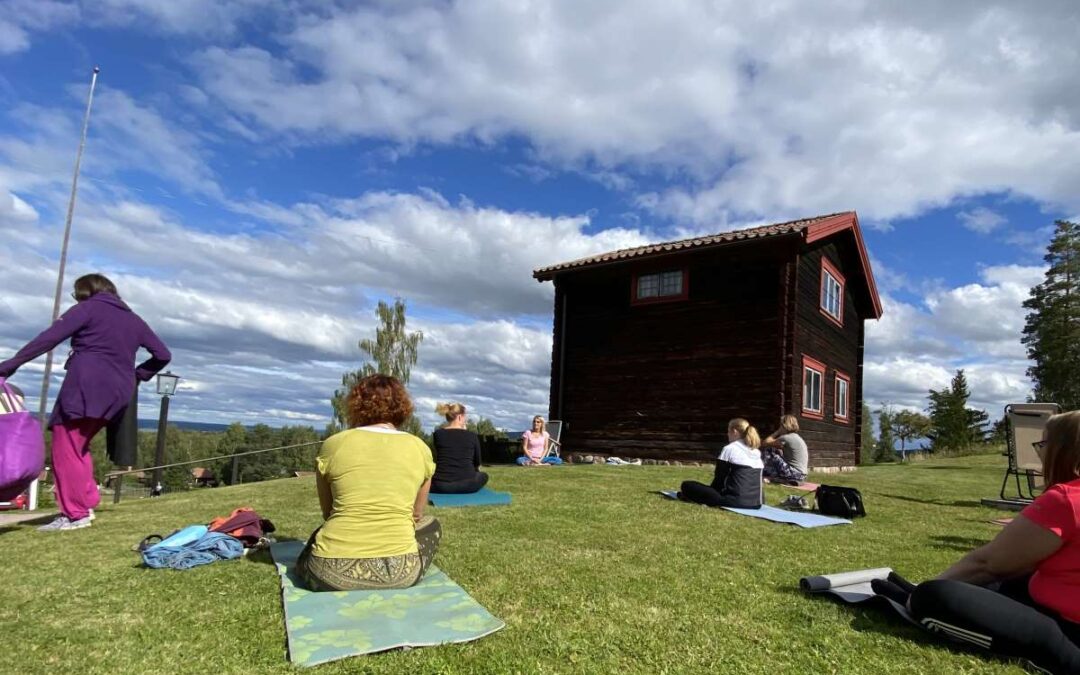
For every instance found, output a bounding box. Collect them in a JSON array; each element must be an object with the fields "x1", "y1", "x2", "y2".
[
  {"x1": 820, "y1": 257, "x2": 845, "y2": 326},
  {"x1": 633, "y1": 269, "x2": 686, "y2": 304}
]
